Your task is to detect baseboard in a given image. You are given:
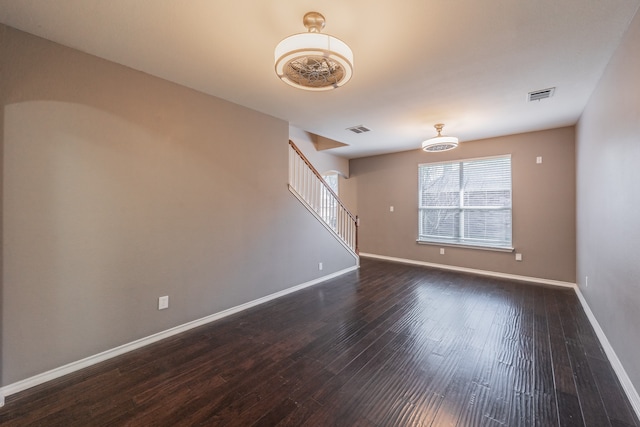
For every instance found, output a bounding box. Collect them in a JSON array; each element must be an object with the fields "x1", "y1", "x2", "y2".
[
  {"x1": 359, "y1": 253, "x2": 576, "y2": 289},
  {"x1": 0, "y1": 265, "x2": 359, "y2": 402},
  {"x1": 574, "y1": 287, "x2": 640, "y2": 419}
]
